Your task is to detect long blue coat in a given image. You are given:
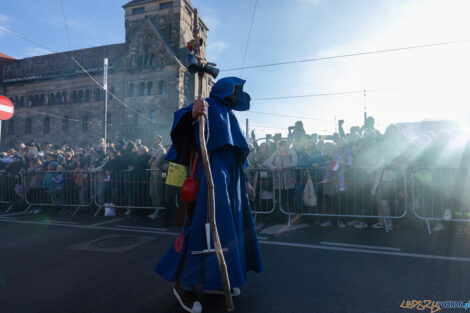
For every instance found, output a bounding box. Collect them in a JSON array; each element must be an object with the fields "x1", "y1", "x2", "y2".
[{"x1": 154, "y1": 77, "x2": 263, "y2": 290}]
